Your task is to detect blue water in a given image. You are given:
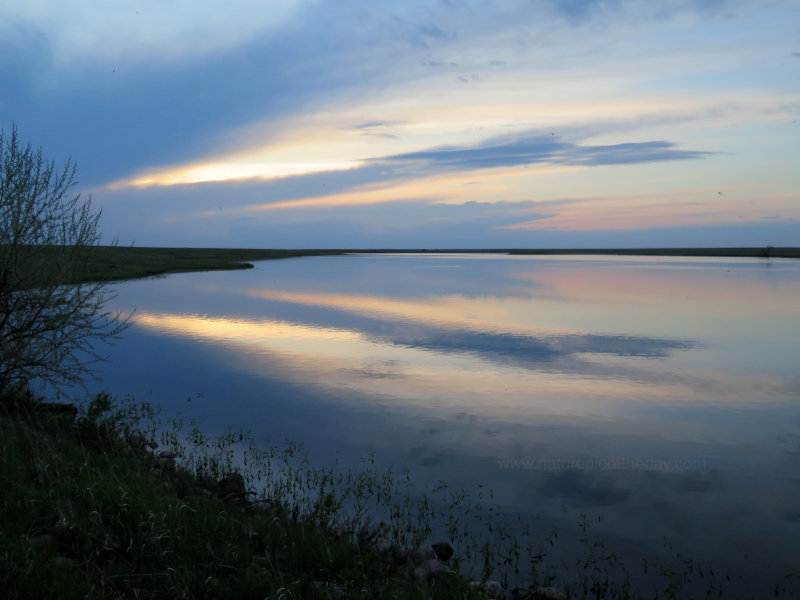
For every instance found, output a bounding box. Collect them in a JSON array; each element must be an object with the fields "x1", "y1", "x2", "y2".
[{"x1": 71, "y1": 254, "x2": 800, "y2": 595}]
